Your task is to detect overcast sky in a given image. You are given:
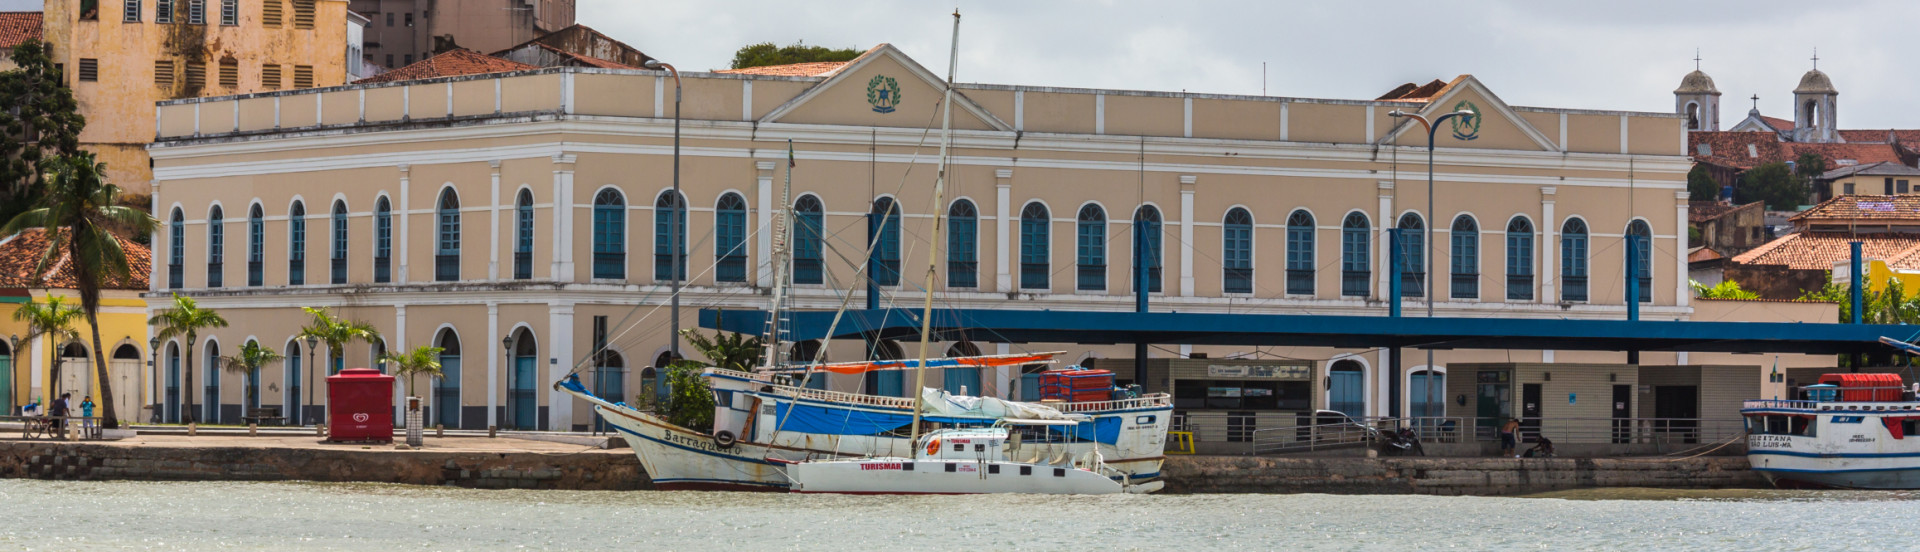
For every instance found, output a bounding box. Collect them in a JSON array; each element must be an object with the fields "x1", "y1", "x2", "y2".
[
  {"x1": 4, "y1": 0, "x2": 1910, "y2": 128},
  {"x1": 584, "y1": 0, "x2": 1919, "y2": 129}
]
